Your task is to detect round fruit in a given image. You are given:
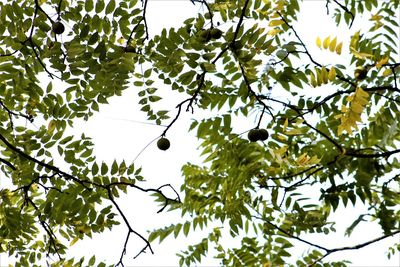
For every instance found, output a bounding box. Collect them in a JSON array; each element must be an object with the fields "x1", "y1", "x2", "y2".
[
  {"x1": 157, "y1": 137, "x2": 170, "y2": 151},
  {"x1": 52, "y1": 21, "x2": 65, "y2": 35},
  {"x1": 354, "y1": 67, "x2": 368, "y2": 80},
  {"x1": 258, "y1": 128, "x2": 269, "y2": 141},
  {"x1": 210, "y1": 28, "x2": 223, "y2": 39},
  {"x1": 248, "y1": 129, "x2": 260, "y2": 142},
  {"x1": 124, "y1": 46, "x2": 136, "y2": 53},
  {"x1": 199, "y1": 29, "x2": 212, "y2": 42}
]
